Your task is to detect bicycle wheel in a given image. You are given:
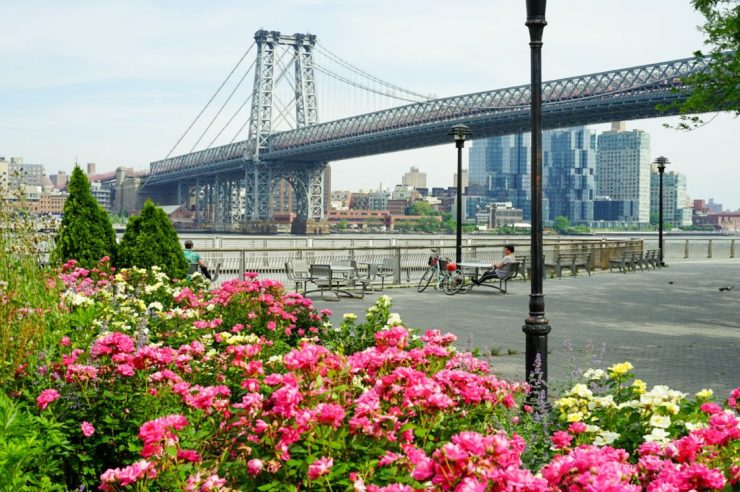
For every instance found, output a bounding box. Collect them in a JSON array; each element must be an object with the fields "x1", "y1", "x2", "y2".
[
  {"x1": 417, "y1": 266, "x2": 435, "y2": 292},
  {"x1": 443, "y1": 269, "x2": 465, "y2": 295}
]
